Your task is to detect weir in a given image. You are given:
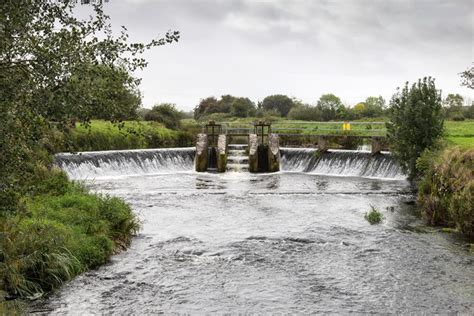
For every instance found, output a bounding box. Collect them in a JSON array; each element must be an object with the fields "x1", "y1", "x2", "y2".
[{"x1": 54, "y1": 147, "x2": 404, "y2": 180}]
